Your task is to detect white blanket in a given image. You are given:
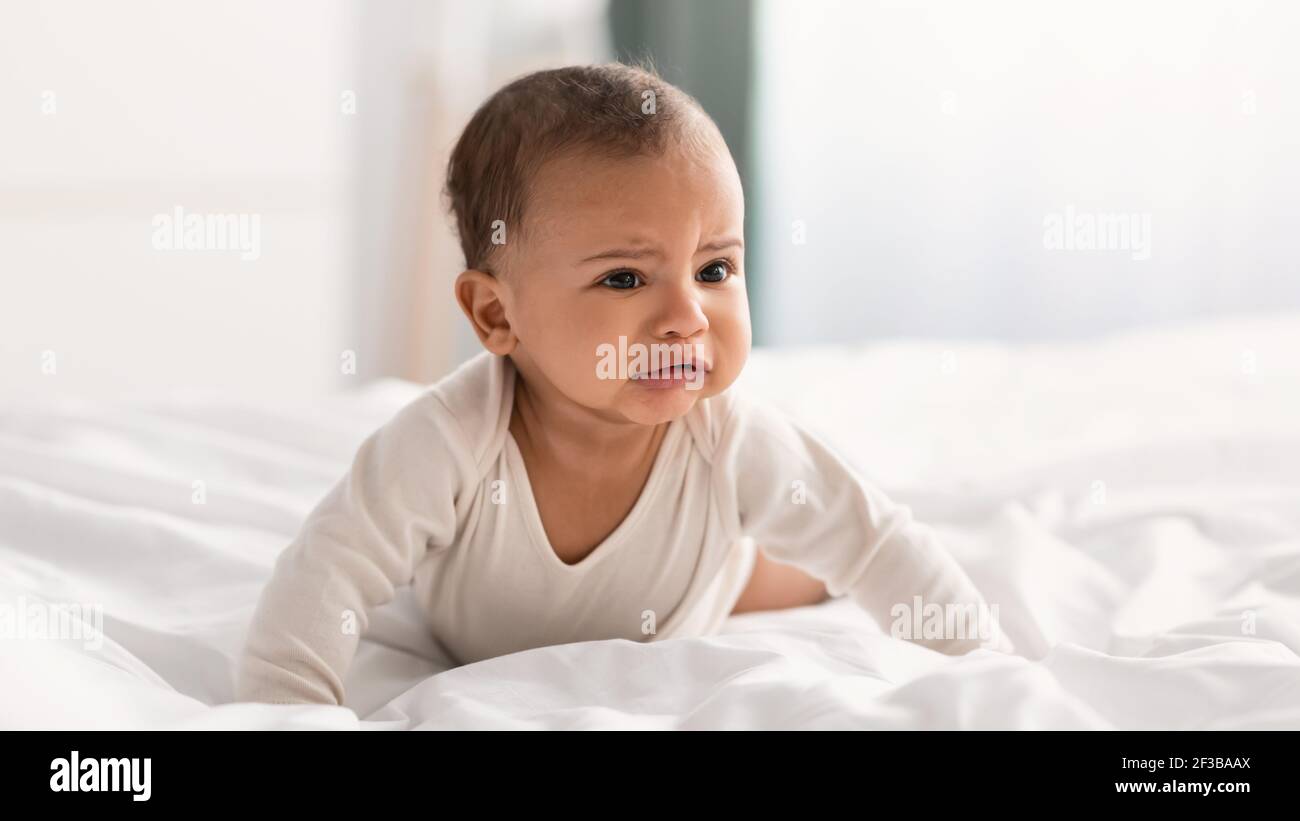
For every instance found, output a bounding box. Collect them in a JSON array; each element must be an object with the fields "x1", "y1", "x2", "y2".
[{"x1": 3, "y1": 312, "x2": 1299, "y2": 729}]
